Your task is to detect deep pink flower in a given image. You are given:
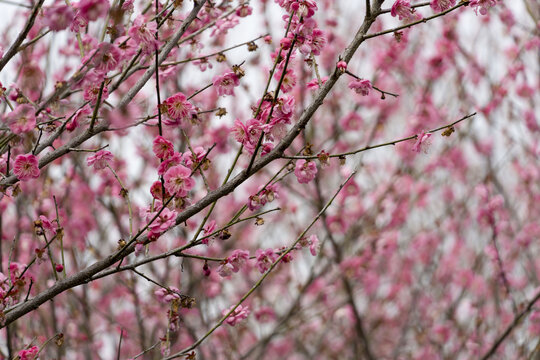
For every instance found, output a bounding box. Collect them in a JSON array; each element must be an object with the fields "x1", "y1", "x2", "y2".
[
  {"x1": 255, "y1": 248, "x2": 277, "y2": 273},
  {"x1": 213, "y1": 72, "x2": 240, "y2": 96},
  {"x1": 430, "y1": 0, "x2": 456, "y2": 12},
  {"x1": 222, "y1": 305, "x2": 250, "y2": 326},
  {"x1": 18, "y1": 346, "x2": 39, "y2": 360},
  {"x1": 412, "y1": 131, "x2": 432, "y2": 153},
  {"x1": 66, "y1": 105, "x2": 92, "y2": 132},
  {"x1": 236, "y1": 5, "x2": 253, "y2": 17},
  {"x1": 163, "y1": 165, "x2": 195, "y2": 197},
  {"x1": 153, "y1": 136, "x2": 174, "y2": 160},
  {"x1": 337, "y1": 61, "x2": 347, "y2": 73},
  {"x1": 13, "y1": 154, "x2": 40, "y2": 181},
  {"x1": 231, "y1": 119, "x2": 250, "y2": 144},
  {"x1": 86, "y1": 150, "x2": 113, "y2": 170},
  {"x1": 470, "y1": 0, "x2": 496, "y2": 15},
  {"x1": 348, "y1": 78, "x2": 372, "y2": 96},
  {"x1": 157, "y1": 152, "x2": 183, "y2": 175},
  {"x1": 163, "y1": 92, "x2": 196, "y2": 125},
  {"x1": 294, "y1": 159, "x2": 317, "y2": 184},
  {"x1": 6, "y1": 104, "x2": 36, "y2": 134},
  {"x1": 391, "y1": 0, "x2": 417, "y2": 21},
  {"x1": 75, "y1": 0, "x2": 110, "y2": 22}
]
